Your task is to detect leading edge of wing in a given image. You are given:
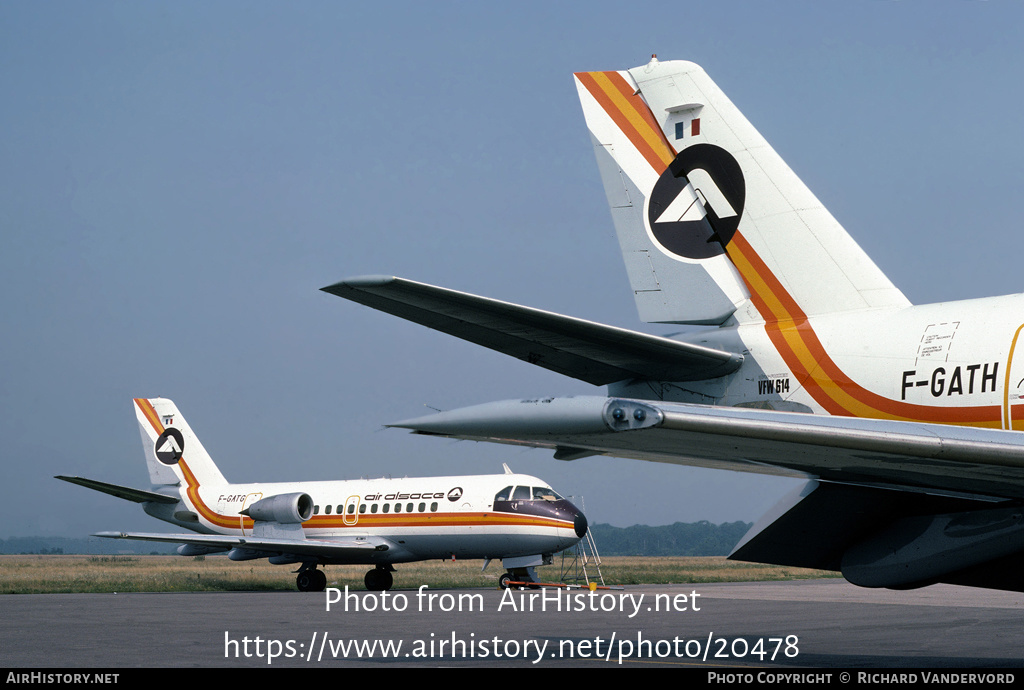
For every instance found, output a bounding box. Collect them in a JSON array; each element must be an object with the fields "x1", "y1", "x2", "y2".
[
  {"x1": 94, "y1": 531, "x2": 389, "y2": 558},
  {"x1": 389, "y1": 396, "x2": 1024, "y2": 501},
  {"x1": 321, "y1": 275, "x2": 743, "y2": 385}
]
